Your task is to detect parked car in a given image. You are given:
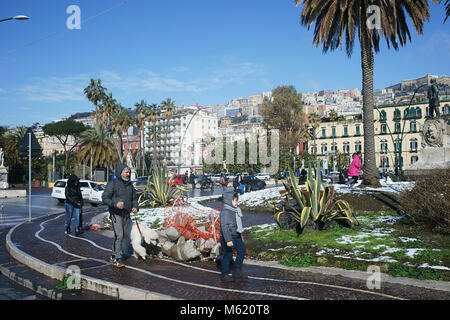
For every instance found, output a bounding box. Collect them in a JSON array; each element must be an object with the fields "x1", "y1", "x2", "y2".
[
  {"x1": 233, "y1": 175, "x2": 266, "y2": 192},
  {"x1": 255, "y1": 173, "x2": 270, "y2": 181},
  {"x1": 170, "y1": 174, "x2": 185, "y2": 186},
  {"x1": 51, "y1": 179, "x2": 105, "y2": 206},
  {"x1": 132, "y1": 176, "x2": 150, "y2": 191}
]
